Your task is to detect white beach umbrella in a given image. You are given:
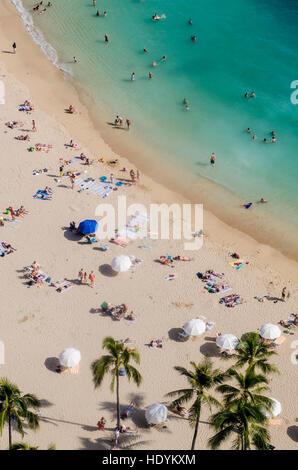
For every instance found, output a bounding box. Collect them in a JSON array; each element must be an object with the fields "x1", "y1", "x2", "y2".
[
  {"x1": 111, "y1": 255, "x2": 132, "y2": 272},
  {"x1": 145, "y1": 403, "x2": 168, "y2": 425},
  {"x1": 259, "y1": 323, "x2": 281, "y2": 340},
  {"x1": 183, "y1": 318, "x2": 206, "y2": 336},
  {"x1": 263, "y1": 398, "x2": 282, "y2": 418},
  {"x1": 59, "y1": 348, "x2": 81, "y2": 368},
  {"x1": 216, "y1": 334, "x2": 239, "y2": 350}
]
